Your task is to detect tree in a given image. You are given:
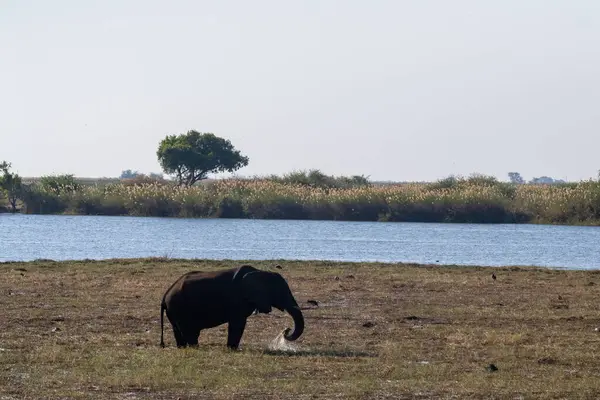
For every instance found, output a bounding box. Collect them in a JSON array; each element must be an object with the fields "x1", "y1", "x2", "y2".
[
  {"x1": 157, "y1": 131, "x2": 249, "y2": 186},
  {"x1": 149, "y1": 172, "x2": 164, "y2": 180},
  {"x1": 508, "y1": 172, "x2": 524, "y2": 184},
  {"x1": 120, "y1": 170, "x2": 164, "y2": 182},
  {"x1": 529, "y1": 176, "x2": 565, "y2": 185},
  {"x1": 120, "y1": 169, "x2": 141, "y2": 179},
  {"x1": 0, "y1": 161, "x2": 23, "y2": 212}
]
